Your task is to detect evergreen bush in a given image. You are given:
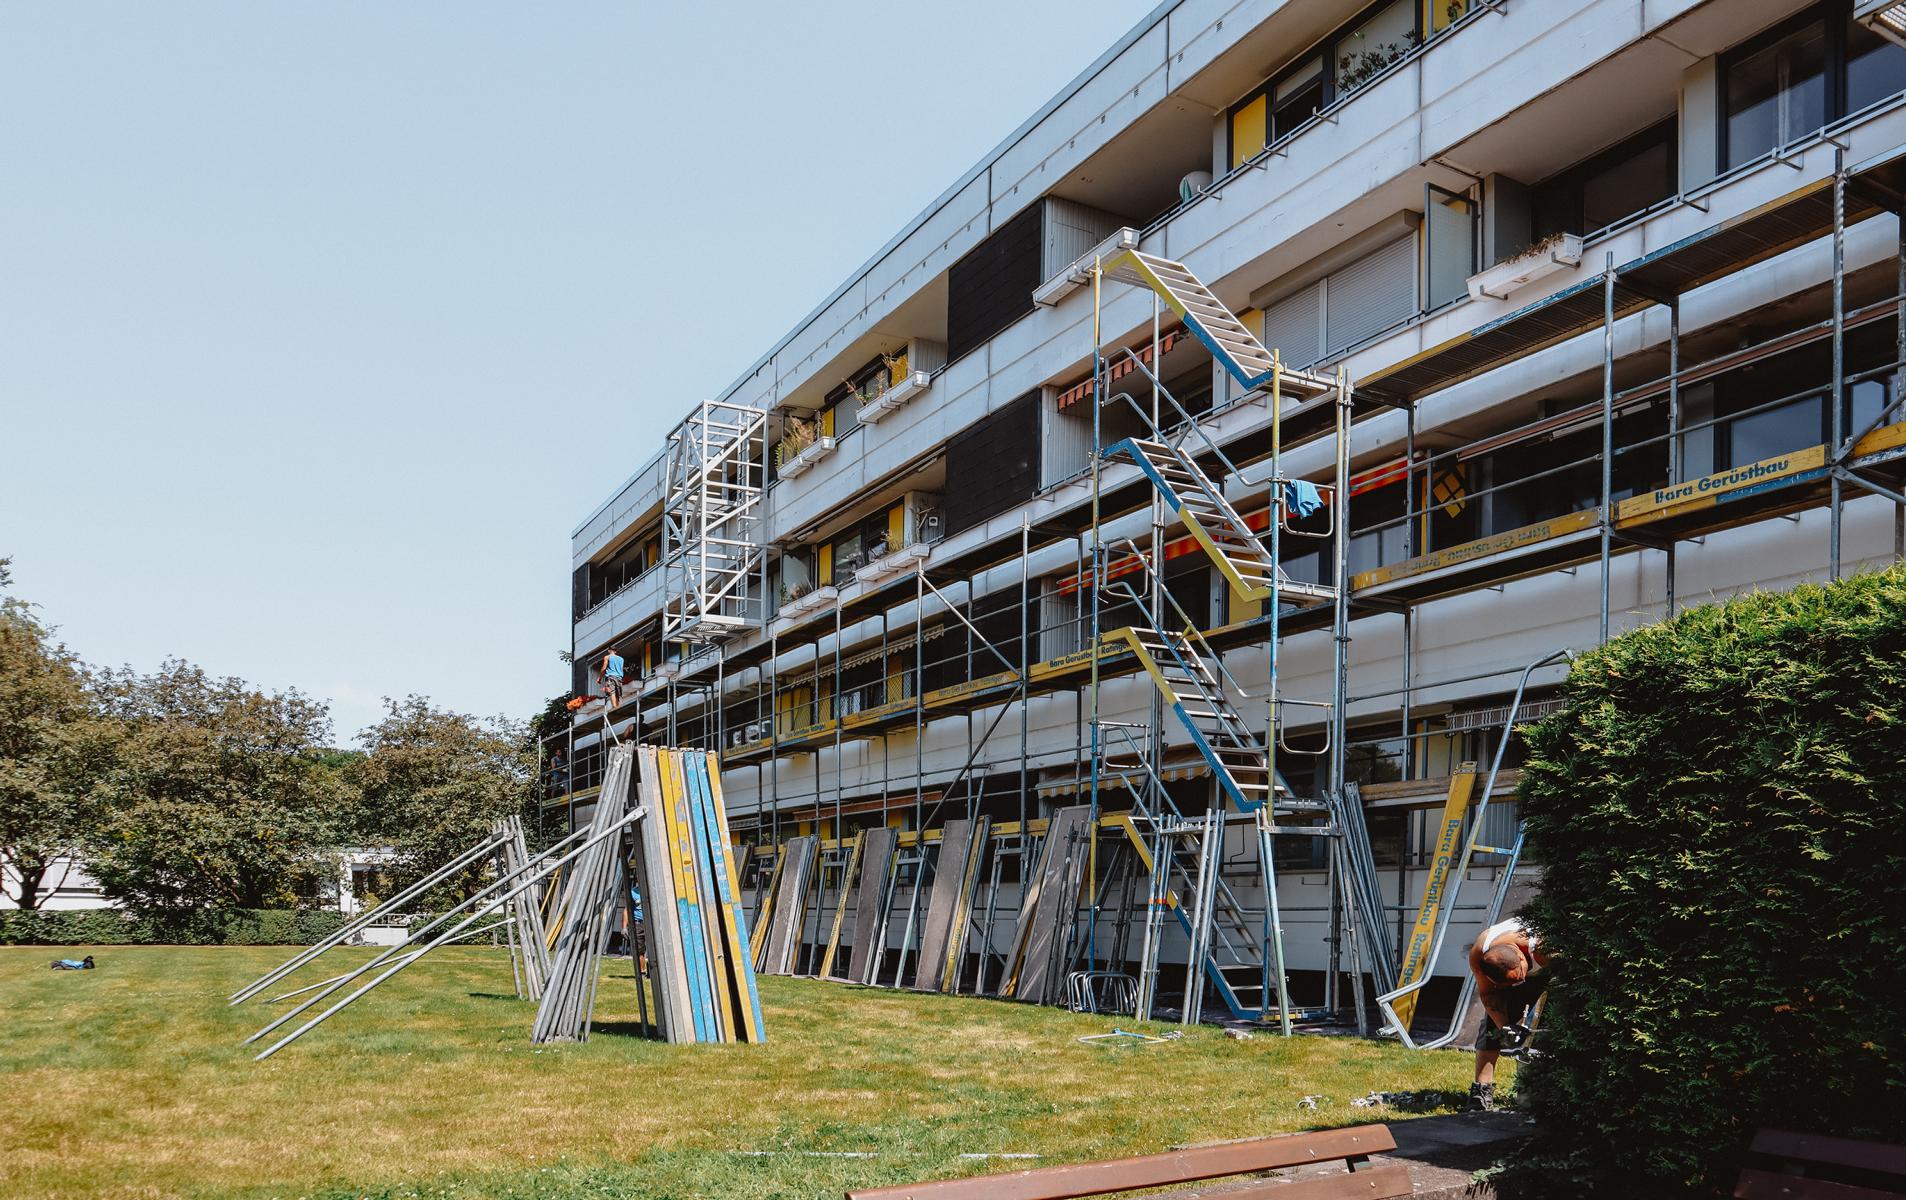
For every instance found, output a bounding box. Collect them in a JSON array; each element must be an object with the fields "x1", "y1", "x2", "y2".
[
  {"x1": 1516, "y1": 566, "x2": 1906, "y2": 1196},
  {"x1": 0, "y1": 906, "x2": 347, "y2": 945}
]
